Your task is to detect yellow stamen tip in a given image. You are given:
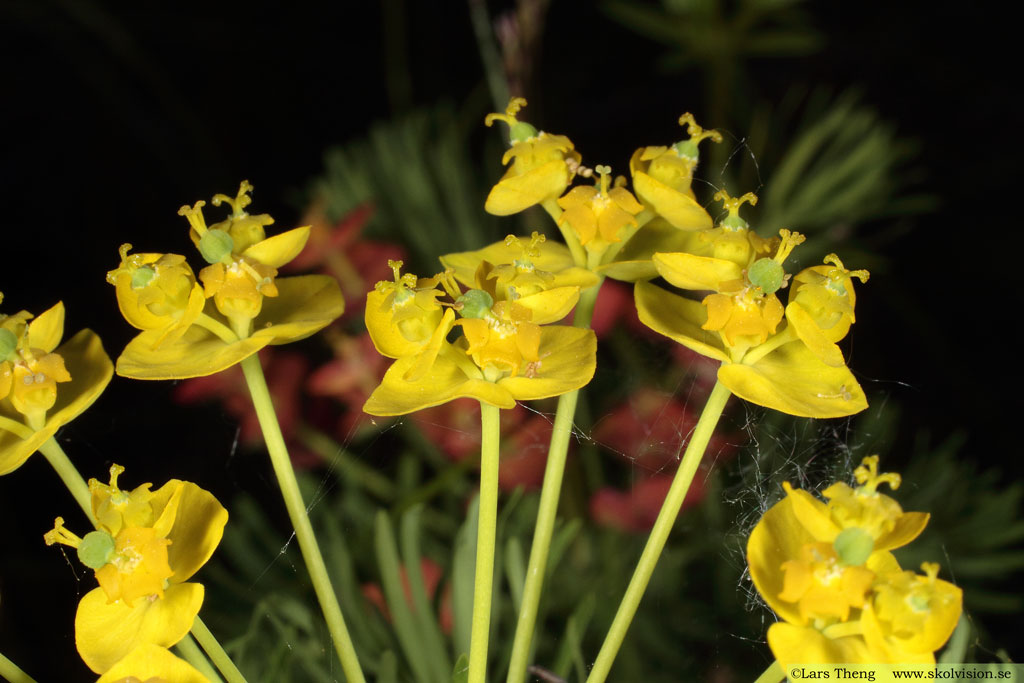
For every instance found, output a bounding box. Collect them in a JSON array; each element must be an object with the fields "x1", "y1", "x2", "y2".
[
  {"x1": 212, "y1": 180, "x2": 255, "y2": 217},
  {"x1": 854, "y1": 455, "x2": 901, "y2": 494},
  {"x1": 714, "y1": 189, "x2": 758, "y2": 212},
  {"x1": 678, "y1": 112, "x2": 723, "y2": 144}
]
